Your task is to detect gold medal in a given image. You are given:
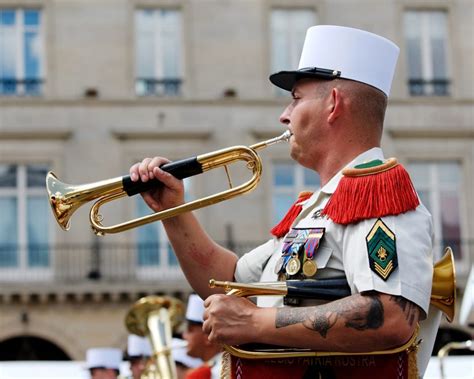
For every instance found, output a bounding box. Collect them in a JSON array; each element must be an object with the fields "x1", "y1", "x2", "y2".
[
  {"x1": 302, "y1": 259, "x2": 318, "y2": 277},
  {"x1": 286, "y1": 256, "x2": 301, "y2": 276}
]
